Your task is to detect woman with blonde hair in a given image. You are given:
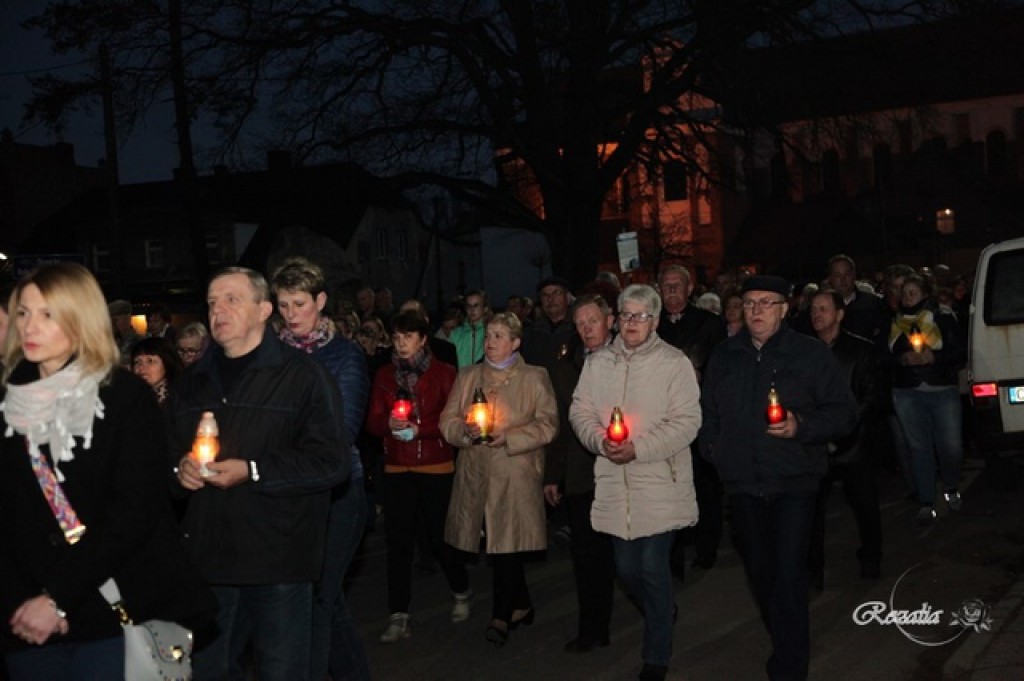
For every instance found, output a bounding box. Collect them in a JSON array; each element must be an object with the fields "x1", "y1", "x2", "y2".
[
  {"x1": 0, "y1": 263, "x2": 214, "y2": 679},
  {"x1": 440, "y1": 312, "x2": 558, "y2": 647}
]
